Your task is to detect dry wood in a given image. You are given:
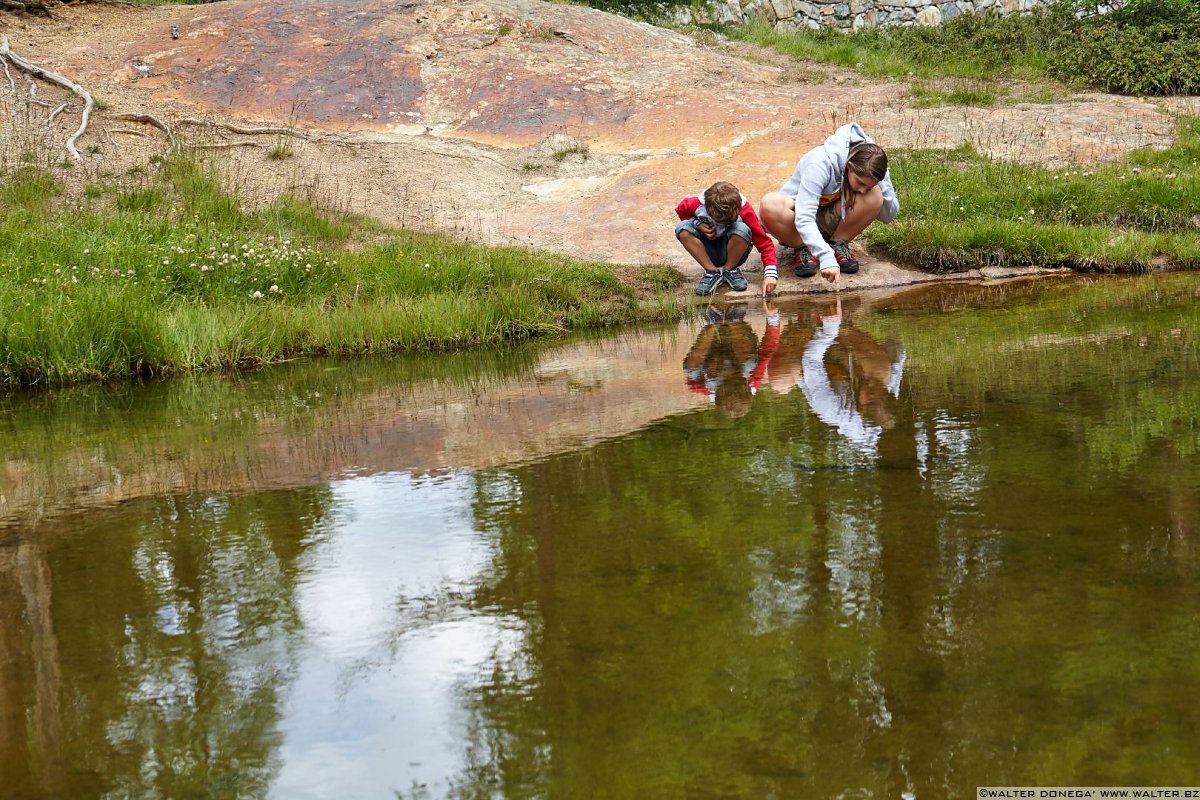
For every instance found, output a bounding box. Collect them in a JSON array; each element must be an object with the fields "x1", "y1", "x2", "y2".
[
  {"x1": 114, "y1": 111, "x2": 177, "y2": 154},
  {"x1": 47, "y1": 101, "x2": 68, "y2": 124},
  {"x1": 0, "y1": 35, "x2": 93, "y2": 159},
  {"x1": 193, "y1": 141, "x2": 264, "y2": 150},
  {"x1": 0, "y1": 53, "x2": 15, "y2": 94},
  {"x1": 110, "y1": 128, "x2": 148, "y2": 137},
  {"x1": 178, "y1": 117, "x2": 307, "y2": 139}
]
